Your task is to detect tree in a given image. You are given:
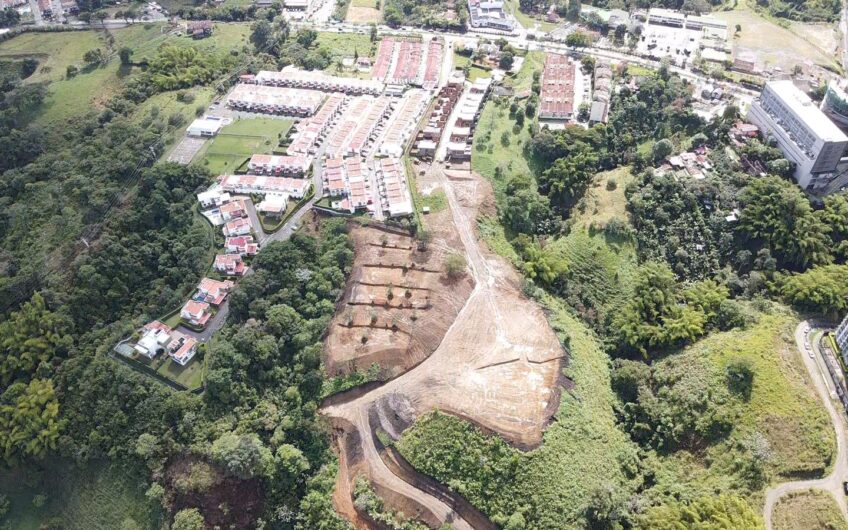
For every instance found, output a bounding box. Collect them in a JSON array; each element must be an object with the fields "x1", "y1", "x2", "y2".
[
  {"x1": 726, "y1": 357, "x2": 754, "y2": 400},
  {"x1": 651, "y1": 138, "x2": 674, "y2": 163},
  {"x1": 539, "y1": 149, "x2": 599, "y2": 211},
  {"x1": 499, "y1": 51, "x2": 514, "y2": 70},
  {"x1": 565, "y1": 31, "x2": 589, "y2": 47},
  {"x1": 0, "y1": 293, "x2": 72, "y2": 386},
  {"x1": 613, "y1": 23, "x2": 627, "y2": 42},
  {"x1": 779, "y1": 265, "x2": 848, "y2": 317},
  {"x1": 369, "y1": 23, "x2": 377, "y2": 42},
  {"x1": 119, "y1": 47, "x2": 133, "y2": 66},
  {"x1": 210, "y1": 432, "x2": 274, "y2": 480},
  {"x1": 83, "y1": 48, "x2": 105, "y2": 65},
  {"x1": 738, "y1": 175, "x2": 833, "y2": 269},
  {"x1": 295, "y1": 28, "x2": 317, "y2": 47},
  {"x1": 445, "y1": 253, "x2": 467, "y2": 279},
  {"x1": 0, "y1": 379, "x2": 64, "y2": 464},
  {"x1": 565, "y1": 0, "x2": 580, "y2": 21},
  {"x1": 172, "y1": 508, "x2": 205, "y2": 530},
  {"x1": 0, "y1": 7, "x2": 20, "y2": 28}
]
